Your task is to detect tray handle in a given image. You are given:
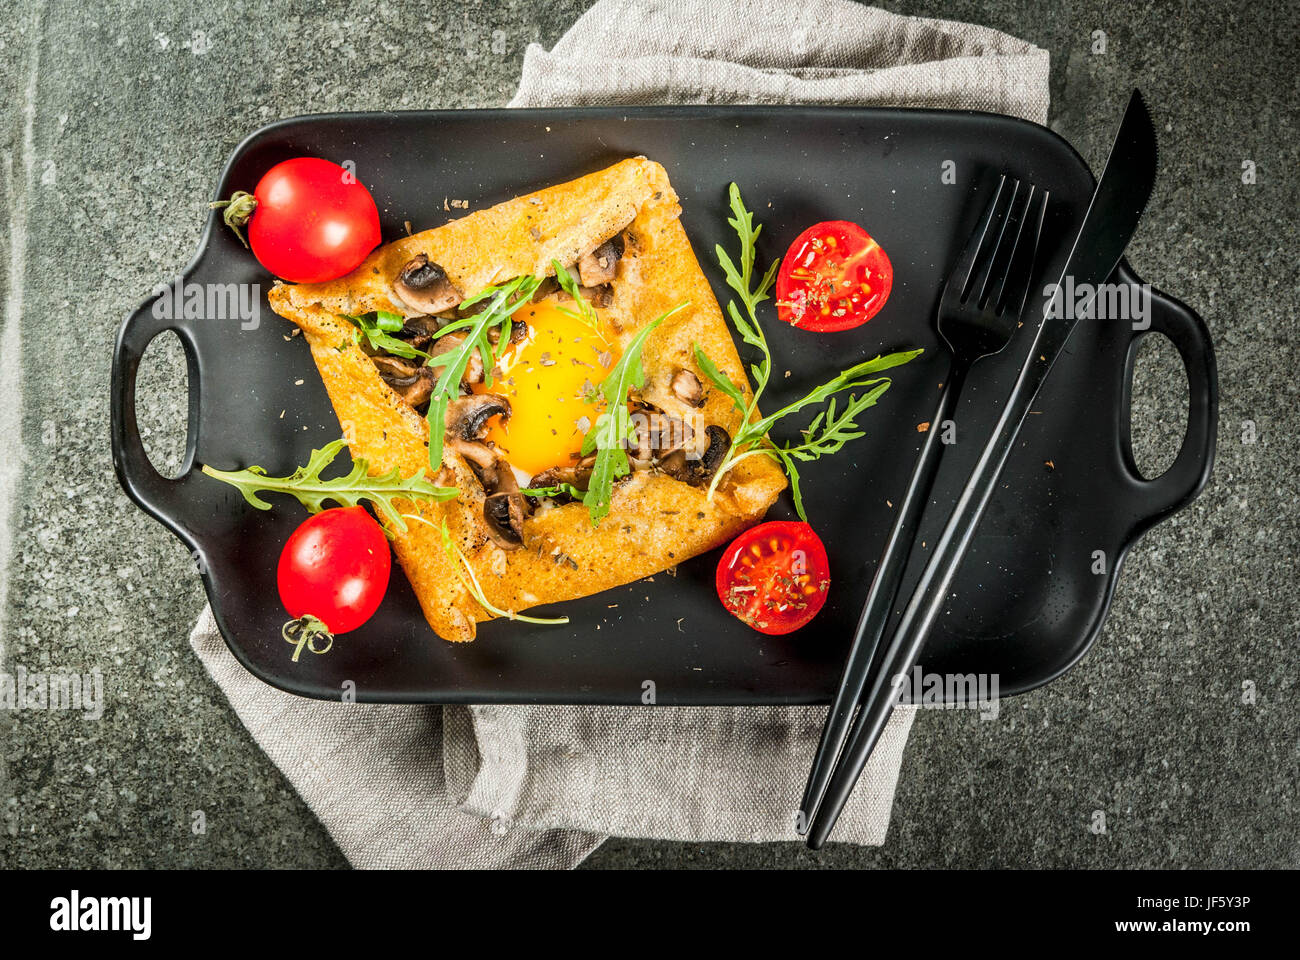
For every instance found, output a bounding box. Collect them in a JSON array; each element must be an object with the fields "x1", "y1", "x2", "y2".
[
  {"x1": 1117, "y1": 276, "x2": 1218, "y2": 520},
  {"x1": 110, "y1": 294, "x2": 200, "y2": 529}
]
